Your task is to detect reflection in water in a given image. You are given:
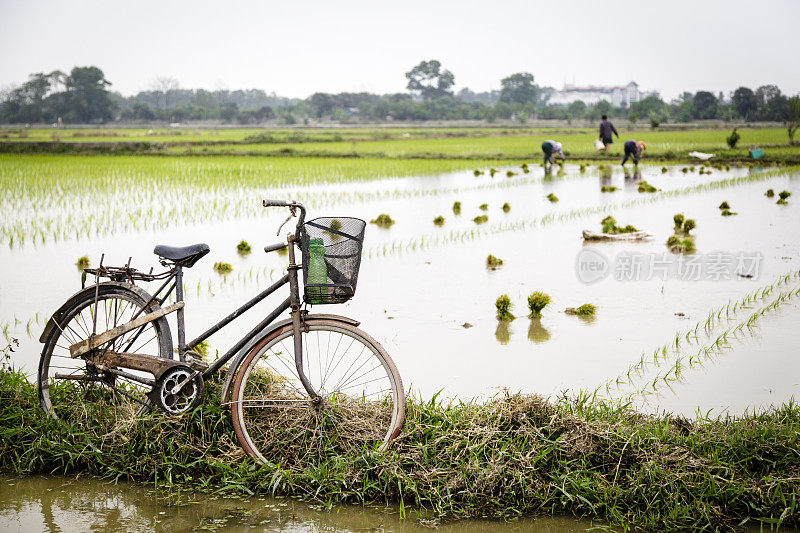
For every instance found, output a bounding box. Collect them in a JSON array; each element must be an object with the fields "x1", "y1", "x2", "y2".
[
  {"x1": 527, "y1": 319, "x2": 551, "y2": 343},
  {"x1": 0, "y1": 475, "x2": 598, "y2": 533},
  {"x1": 495, "y1": 320, "x2": 512, "y2": 344},
  {"x1": 599, "y1": 165, "x2": 612, "y2": 181},
  {"x1": 623, "y1": 168, "x2": 642, "y2": 181}
]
